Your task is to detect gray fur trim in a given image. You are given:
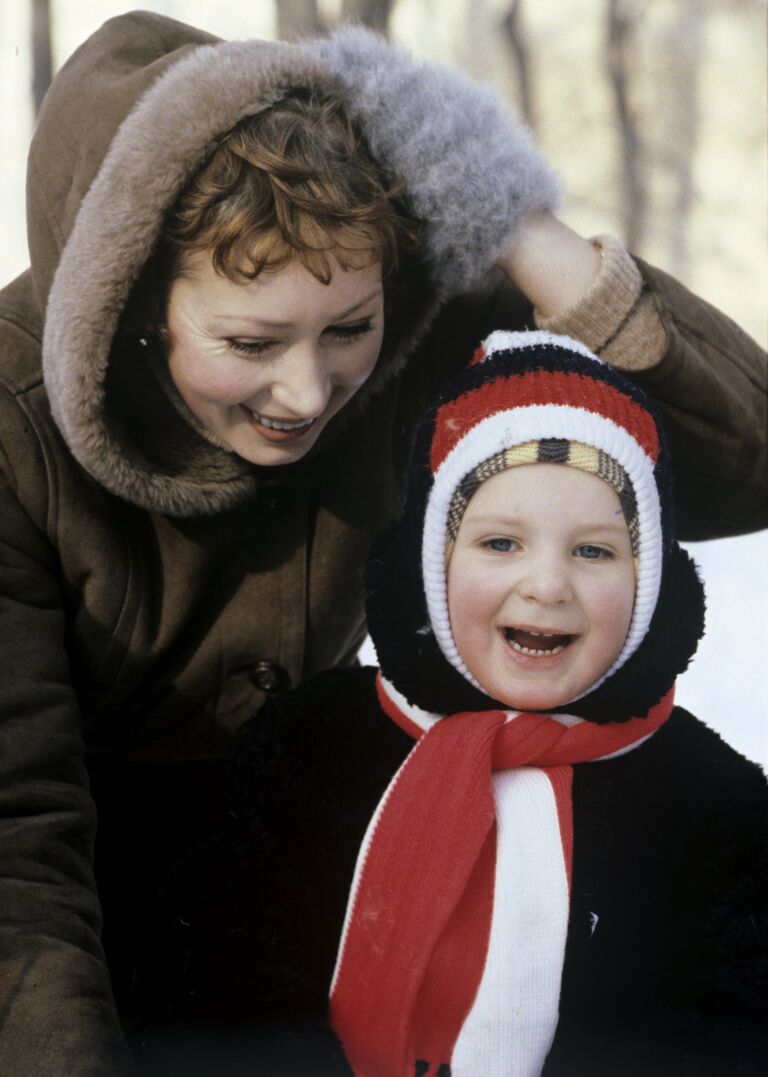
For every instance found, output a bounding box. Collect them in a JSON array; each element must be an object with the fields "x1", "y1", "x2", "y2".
[{"x1": 308, "y1": 25, "x2": 561, "y2": 296}]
